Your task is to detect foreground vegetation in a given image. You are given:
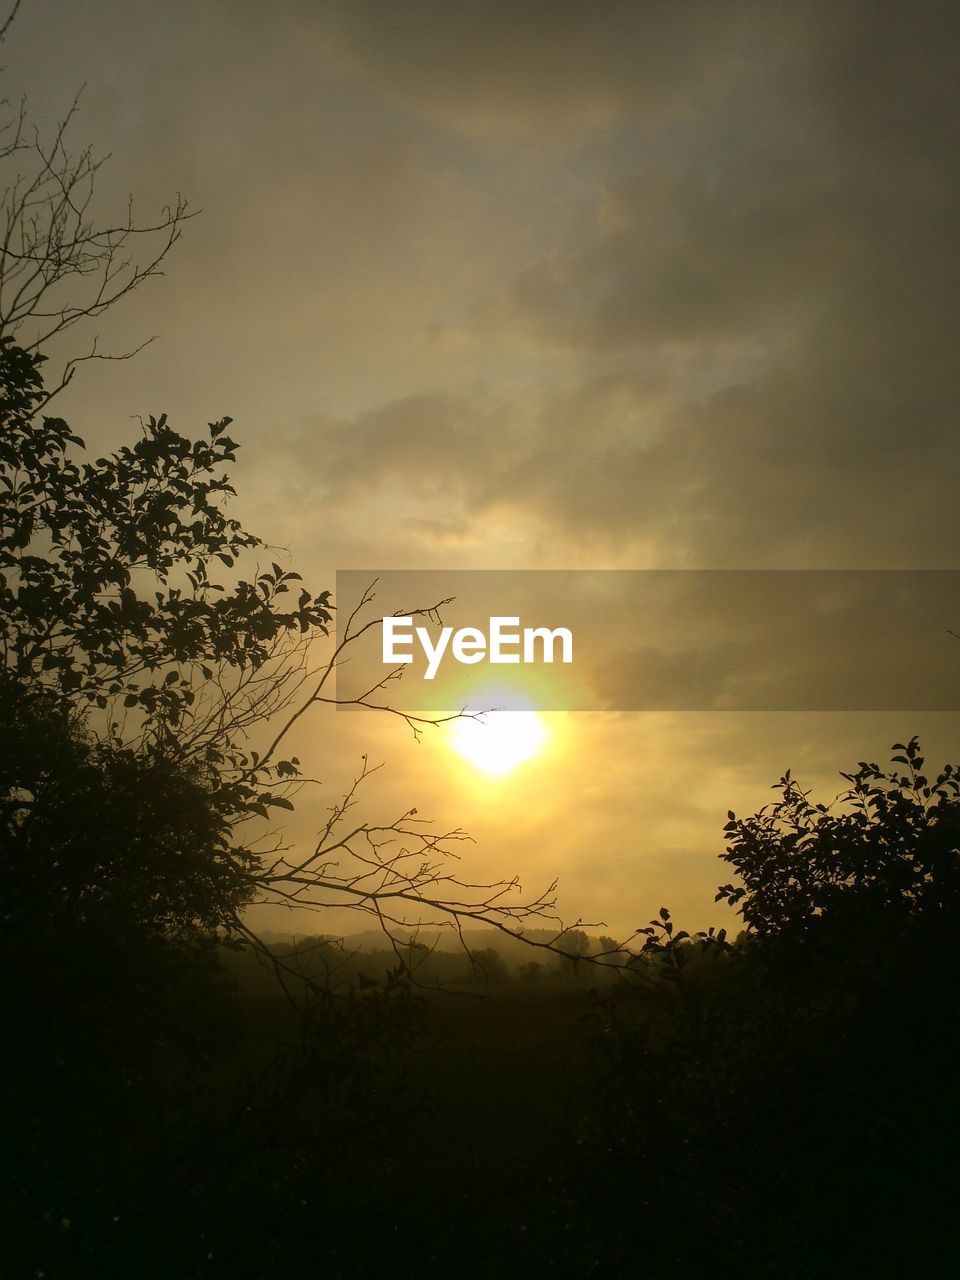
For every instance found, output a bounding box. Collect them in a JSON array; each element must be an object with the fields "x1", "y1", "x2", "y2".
[{"x1": 6, "y1": 871, "x2": 960, "y2": 1279}]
